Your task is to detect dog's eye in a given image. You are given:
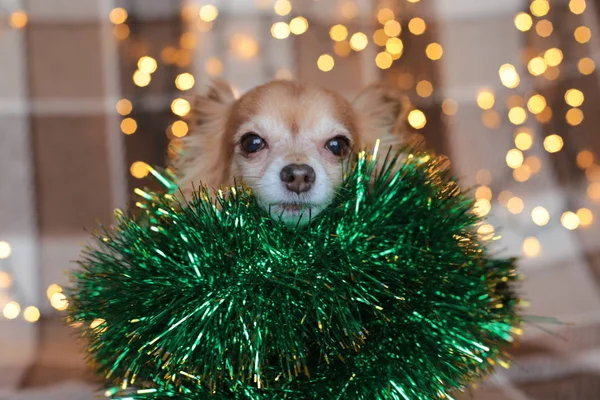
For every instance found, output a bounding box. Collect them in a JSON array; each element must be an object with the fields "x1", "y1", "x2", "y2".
[
  {"x1": 325, "y1": 136, "x2": 351, "y2": 157},
  {"x1": 241, "y1": 133, "x2": 267, "y2": 153}
]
